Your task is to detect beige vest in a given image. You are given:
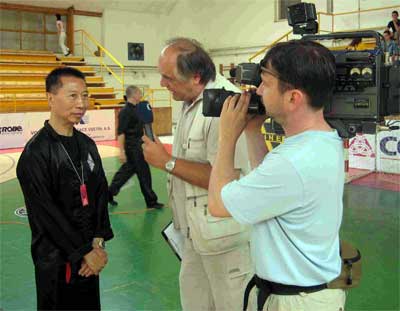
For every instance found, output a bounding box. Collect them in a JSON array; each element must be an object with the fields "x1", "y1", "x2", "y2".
[{"x1": 170, "y1": 99, "x2": 249, "y2": 255}]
